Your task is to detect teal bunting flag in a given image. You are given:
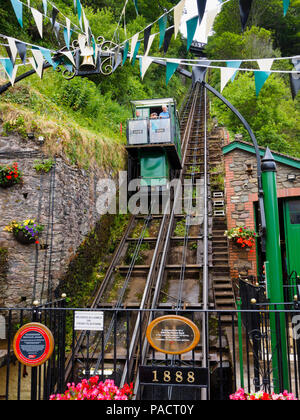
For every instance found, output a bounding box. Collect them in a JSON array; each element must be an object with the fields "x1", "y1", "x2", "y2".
[
  {"x1": 42, "y1": 0, "x2": 47, "y2": 15},
  {"x1": 255, "y1": 71, "x2": 271, "y2": 96},
  {"x1": 39, "y1": 47, "x2": 55, "y2": 67},
  {"x1": 0, "y1": 58, "x2": 14, "y2": 78},
  {"x1": 166, "y1": 62, "x2": 179, "y2": 85},
  {"x1": 122, "y1": 41, "x2": 129, "y2": 66},
  {"x1": 283, "y1": 0, "x2": 290, "y2": 16},
  {"x1": 10, "y1": 0, "x2": 23, "y2": 28},
  {"x1": 186, "y1": 16, "x2": 198, "y2": 51},
  {"x1": 158, "y1": 15, "x2": 168, "y2": 49},
  {"x1": 64, "y1": 28, "x2": 70, "y2": 50},
  {"x1": 77, "y1": 0, "x2": 83, "y2": 29},
  {"x1": 132, "y1": 41, "x2": 141, "y2": 66},
  {"x1": 227, "y1": 60, "x2": 242, "y2": 82},
  {"x1": 133, "y1": 0, "x2": 138, "y2": 15}
]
